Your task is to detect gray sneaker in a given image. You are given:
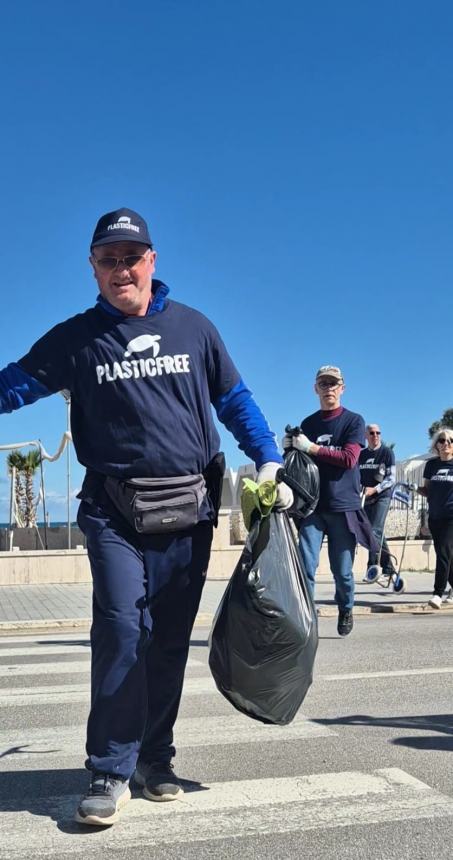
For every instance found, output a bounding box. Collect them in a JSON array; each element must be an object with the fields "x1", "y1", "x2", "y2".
[
  {"x1": 75, "y1": 773, "x2": 131, "y2": 826},
  {"x1": 135, "y1": 761, "x2": 184, "y2": 802}
]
